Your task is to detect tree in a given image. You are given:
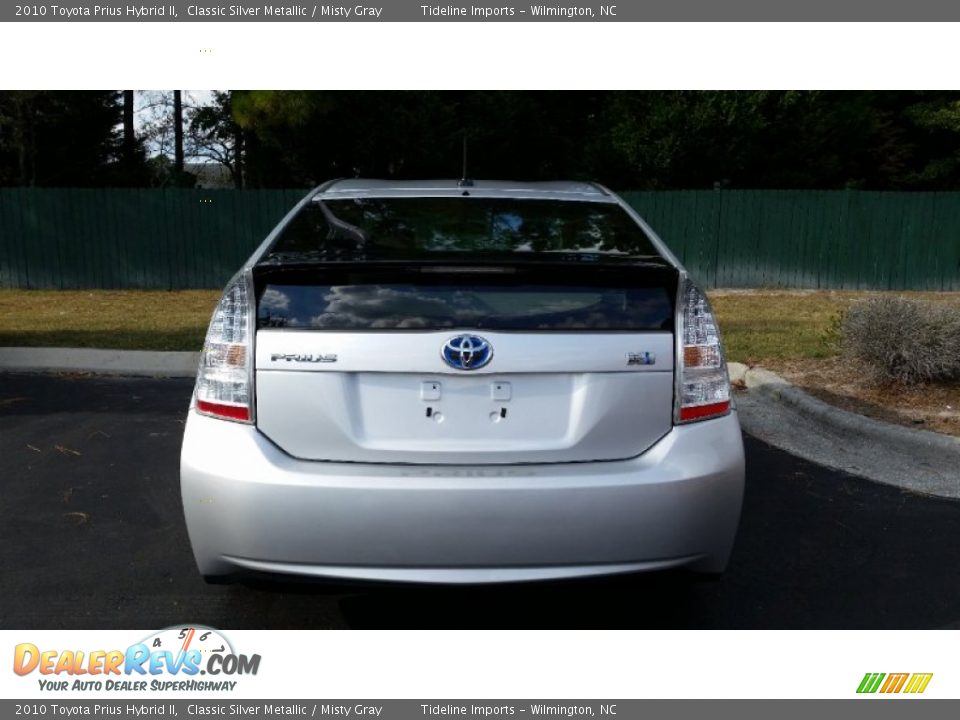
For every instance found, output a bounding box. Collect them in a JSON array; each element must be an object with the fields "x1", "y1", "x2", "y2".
[
  {"x1": 6, "y1": 90, "x2": 960, "y2": 191},
  {"x1": 173, "y1": 90, "x2": 184, "y2": 175},
  {"x1": 0, "y1": 91, "x2": 123, "y2": 186},
  {"x1": 900, "y1": 93, "x2": 960, "y2": 188},
  {"x1": 598, "y1": 91, "x2": 932, "y2": 189},
  {"x1": 228, "y1": 91, "x2": 610, "y2": 186},
  {"x1": 189, "y1": 91, "x2": 244, "y2": 188},
  {"x1": 123, "y1": 90, "x2": 135, "y2": 166},
  {"x1": 135, "y1": 90, "x2": 200, "y2": 187}
]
